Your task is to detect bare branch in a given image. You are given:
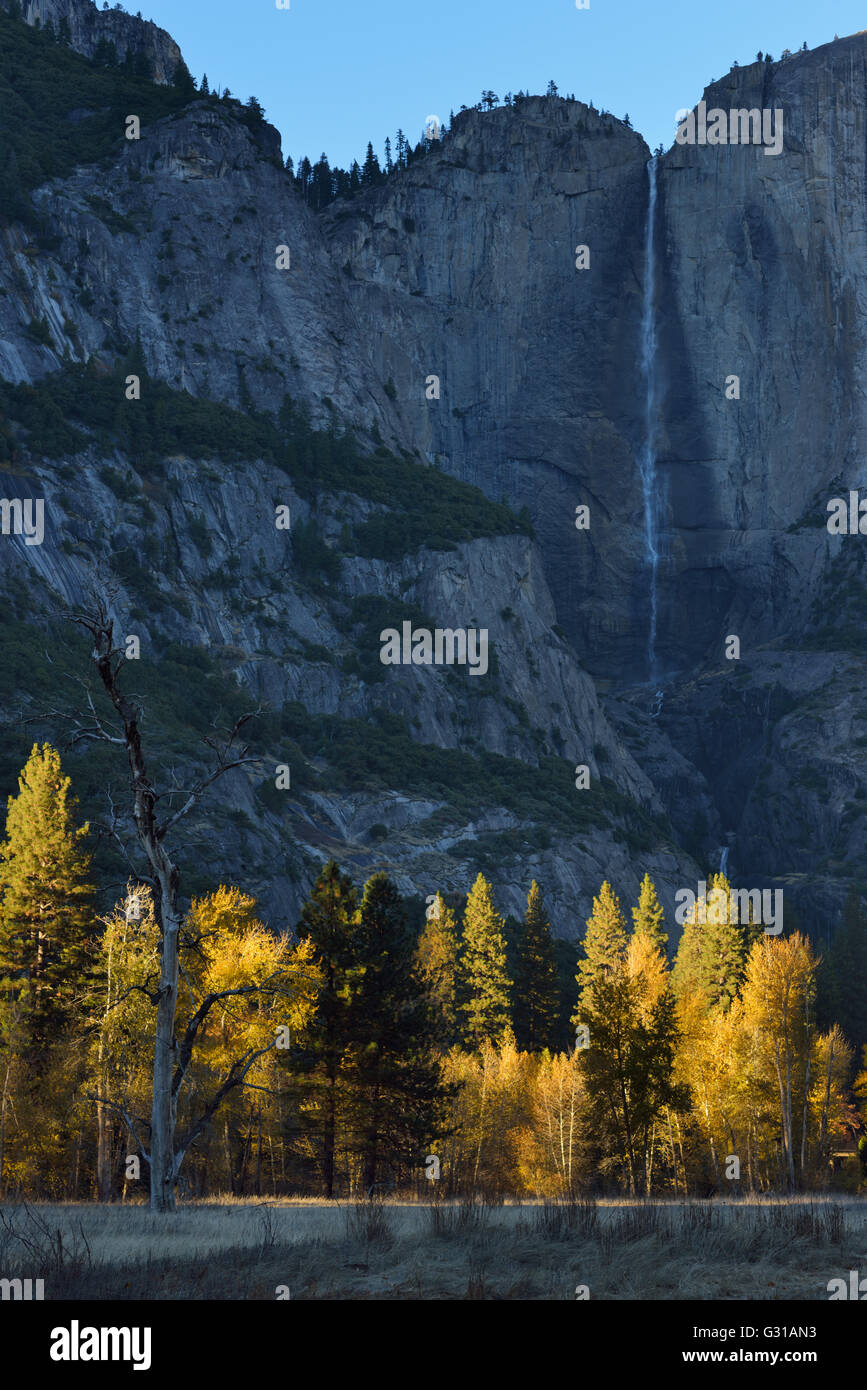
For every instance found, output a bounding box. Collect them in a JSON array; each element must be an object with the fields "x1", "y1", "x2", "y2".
[
  {"x1": 176, "y1": 1042, "x2": 278, "y2": 1160},
  {"x1": 172, "y1": 978, "x2": 284, "y2": 1098},
  {"x1": 84, "y1": 1092, "x2": 152, "y2": 1164}
]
